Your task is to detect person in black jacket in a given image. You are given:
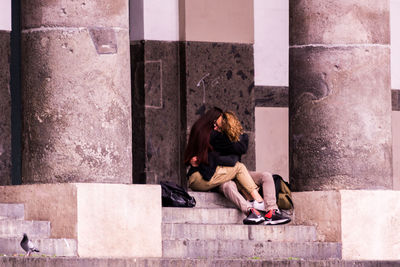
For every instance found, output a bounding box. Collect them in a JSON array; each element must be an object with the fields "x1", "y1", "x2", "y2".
[
  {"x1": 184, "y1": 107, "x2": 265, "y2": 224},
  {"x1": 216, "y1": 111, "x2": 291, "y2": 225}
]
